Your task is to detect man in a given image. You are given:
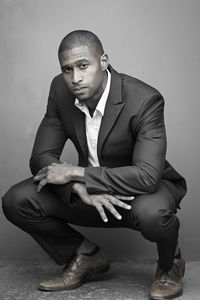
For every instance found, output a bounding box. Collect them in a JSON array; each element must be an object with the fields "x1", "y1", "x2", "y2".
[{"x1": 2, "y1": 30, "x2": 187, "y2": 299}]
